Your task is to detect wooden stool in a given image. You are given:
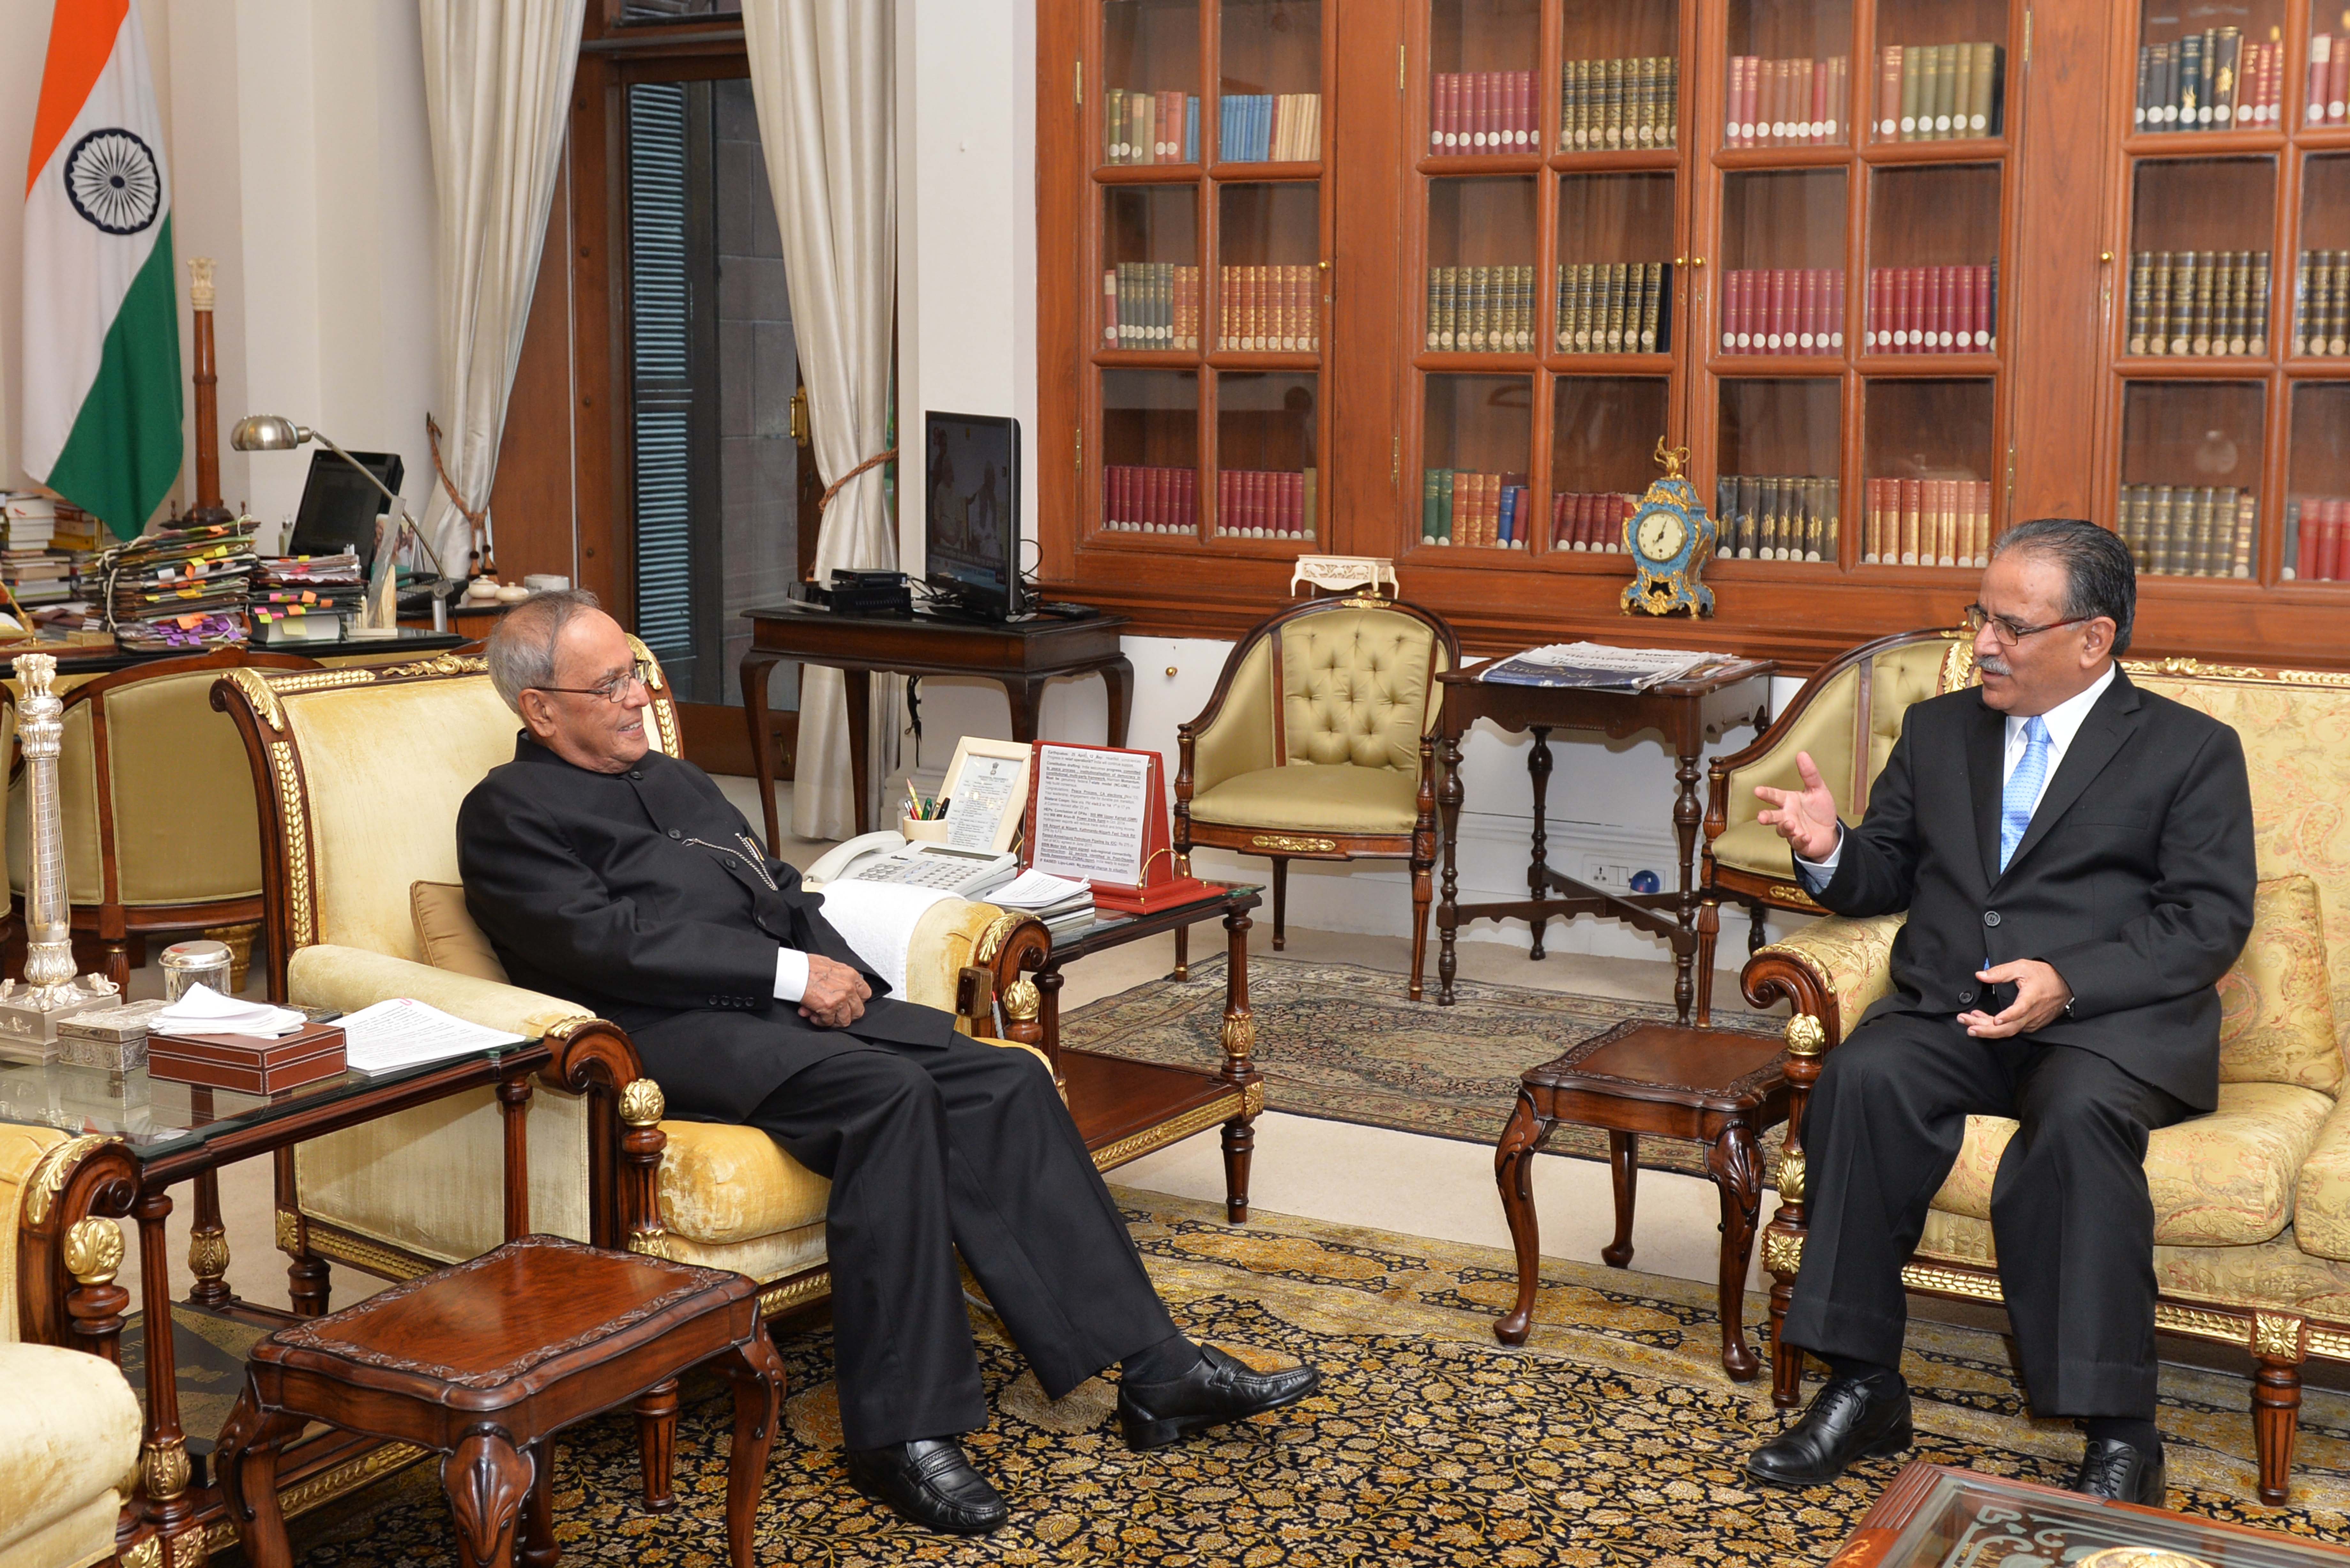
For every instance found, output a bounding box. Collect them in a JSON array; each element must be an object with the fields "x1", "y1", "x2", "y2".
[
  {"x1": 215, "y1": 1234, "x2": 785, "y2": 1568},
  {"x1": 1493, "y1": 1020, "x2": 1789, "y2": 1379}
]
